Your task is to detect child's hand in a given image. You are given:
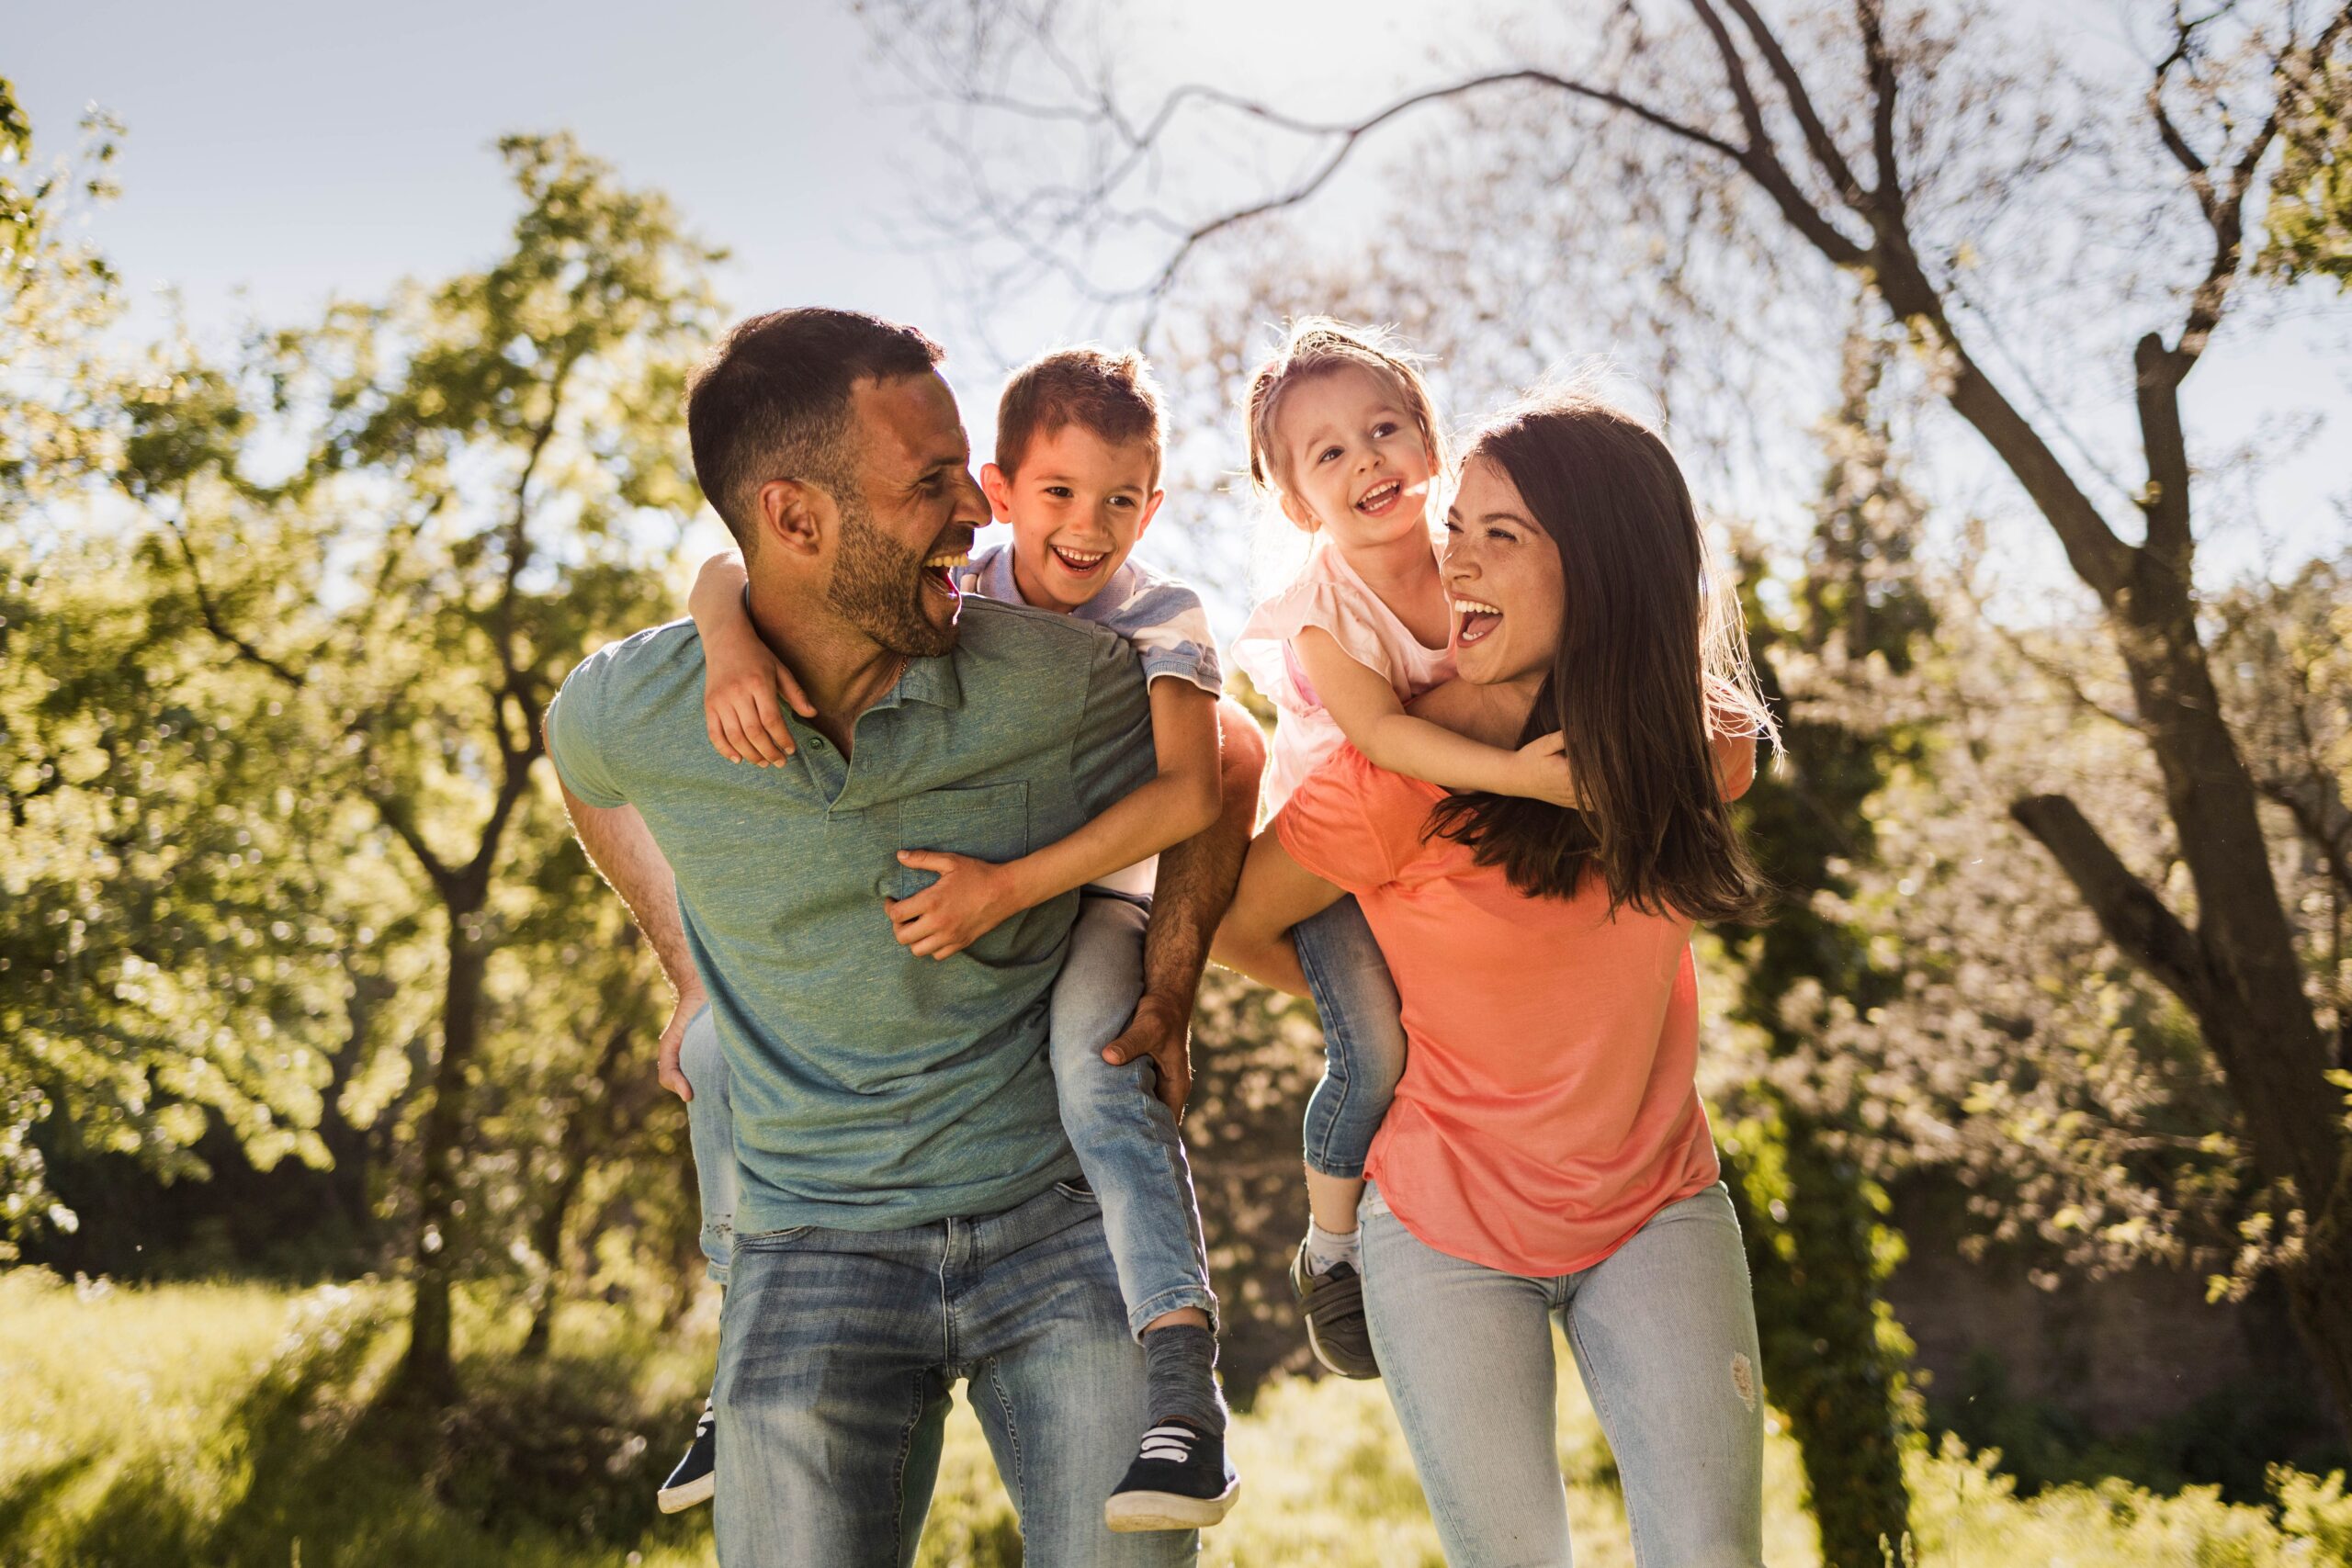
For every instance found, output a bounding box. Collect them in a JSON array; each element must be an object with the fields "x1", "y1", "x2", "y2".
[
  {"x1": 1514, "y1": 731, "x2": 1583, "y2": 809},
  {"x1": 883, "y1": 851, "x2": 1025, "y2": 959},
  {"x1": 704, "y1": 626, "x2": 815, "y2": 766}
]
